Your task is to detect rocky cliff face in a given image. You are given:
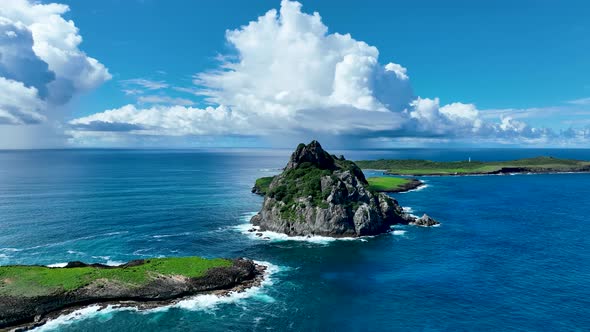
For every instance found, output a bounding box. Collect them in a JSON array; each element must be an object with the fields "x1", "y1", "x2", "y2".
[{"x1": 250, "y1": 141, "x2": 437, "y2": 237}]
